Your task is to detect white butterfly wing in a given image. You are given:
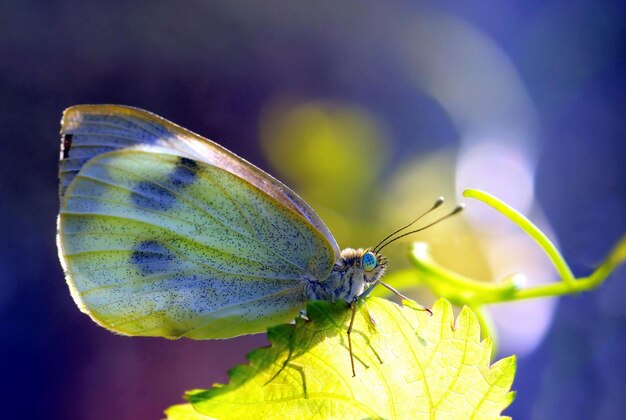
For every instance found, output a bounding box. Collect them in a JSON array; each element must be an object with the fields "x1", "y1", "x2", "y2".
[
  {"x1": 60, "y1": 105, "x2": 340, "y2": 257},
  {"x1": 58, "y1": 106, "x2": 338, "y2": 339}
]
